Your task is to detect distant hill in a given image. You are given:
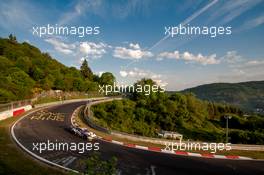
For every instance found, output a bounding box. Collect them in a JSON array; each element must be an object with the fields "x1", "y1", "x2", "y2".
[{"x1": 182, "y1": 81, "x2": 264, "y2": 113}]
